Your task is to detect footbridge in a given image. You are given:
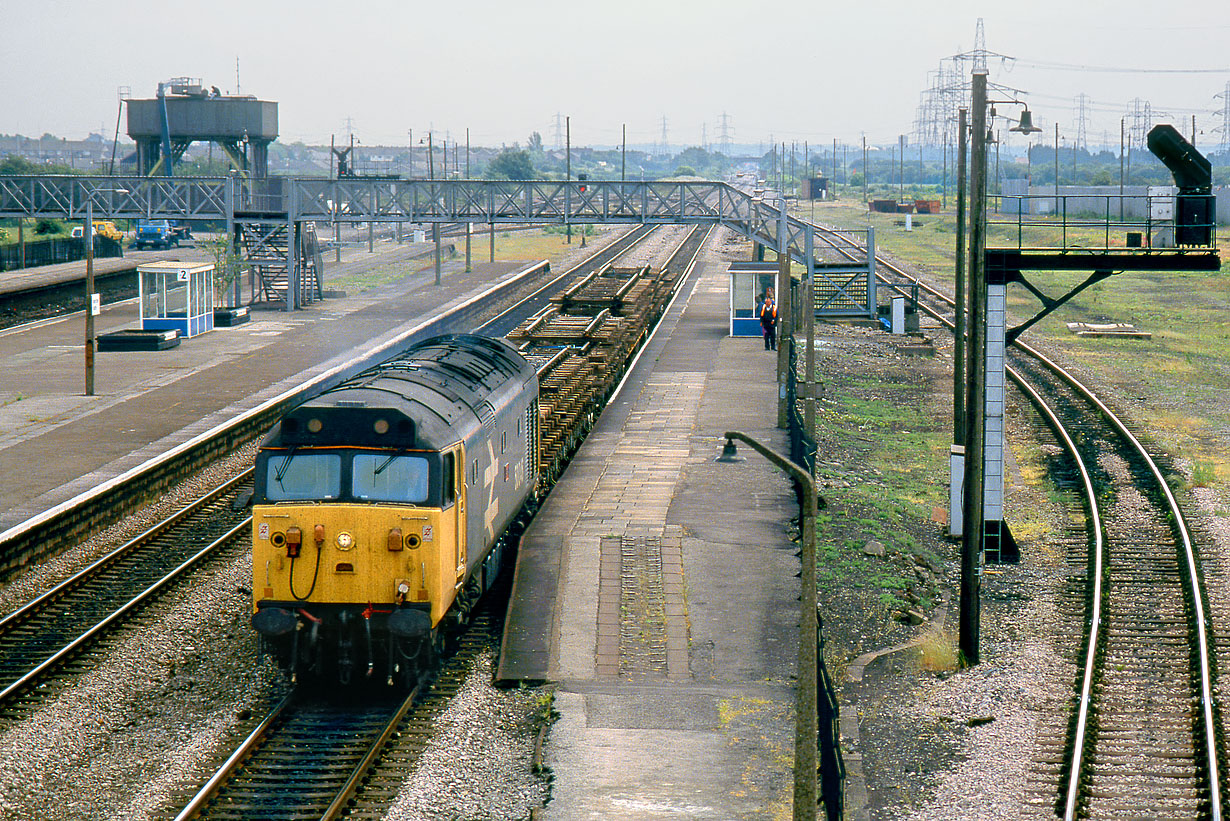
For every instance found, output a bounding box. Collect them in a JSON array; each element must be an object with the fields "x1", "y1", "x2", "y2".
[{"x1": 0, "y1": 175, "x2": 876, "y2": 315}]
